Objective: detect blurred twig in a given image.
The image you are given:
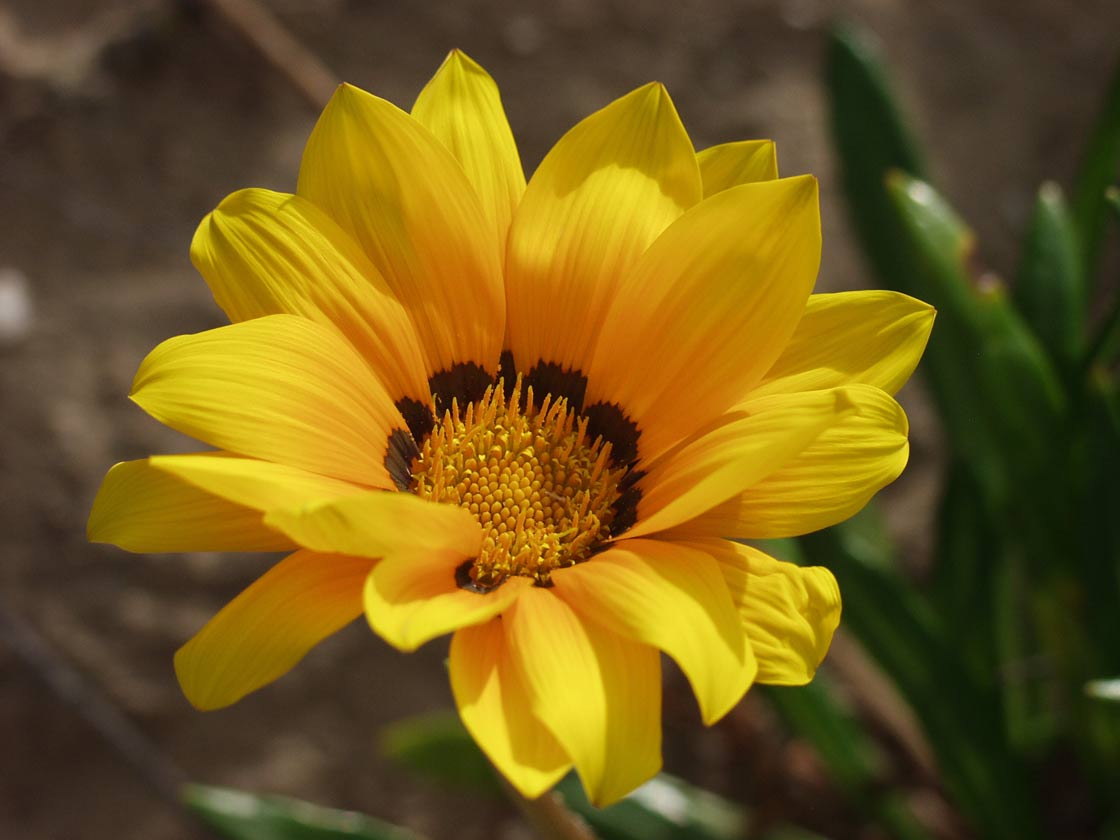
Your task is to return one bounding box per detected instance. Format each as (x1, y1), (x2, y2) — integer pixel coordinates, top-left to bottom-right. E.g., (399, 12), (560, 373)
(199, 0), (338, 110)
(828, 632), (939, 780)
(498, 774), (600, 840)
(0, 1), (169, 92)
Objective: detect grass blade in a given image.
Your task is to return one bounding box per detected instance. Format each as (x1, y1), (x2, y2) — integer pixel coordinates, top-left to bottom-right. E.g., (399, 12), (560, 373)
(799, 524), (1040, 840)
(1014, 182), (1086, 377)
(1072, 56), (1120, 277)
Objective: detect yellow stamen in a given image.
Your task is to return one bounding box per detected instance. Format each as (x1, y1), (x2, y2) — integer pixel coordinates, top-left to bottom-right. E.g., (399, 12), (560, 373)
(412, 376), (624, 588)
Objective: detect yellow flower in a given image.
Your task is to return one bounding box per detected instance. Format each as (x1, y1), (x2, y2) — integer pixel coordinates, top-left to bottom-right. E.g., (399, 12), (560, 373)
(88, 51), (933, 805)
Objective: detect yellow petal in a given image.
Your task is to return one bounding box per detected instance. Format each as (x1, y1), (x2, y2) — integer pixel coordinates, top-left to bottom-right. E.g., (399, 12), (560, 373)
(504, 82), (701, 380)
(87, 459), (294, 553)
(412, 50), (525, 259)
(506, 587), (661, 806)
(586, 175), (821, 463)
(175, 550), (373, 710)
(669, 386), (909, 539)
(450, 620), (571, 799)
(751, 291), (936, 399)
(266, 491), (480, 561)
(364, 550), (529, 652)
(696, 140), (778, 196)
(149, 451), (366, 508)
(298, 83), (504, 377)
(689, 539), (841, 685)
(130, 314), (407, 488)
(553, 538), (755, 725)
(190, 188), (429, 404)
(627, 387), (853, 539)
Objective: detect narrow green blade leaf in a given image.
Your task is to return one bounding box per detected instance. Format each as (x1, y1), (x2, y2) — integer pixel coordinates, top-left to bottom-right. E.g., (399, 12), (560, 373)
(556, 772), (746, 840)
(930, 463), (998, 680)
(380, 713), (787, 840)
(1086, 188), (1120, 367)
(1079, 371), (1120, 659)
(825, 24), (927, 299)
(1014, 182), (1085, 375)
(183, 785), (423, 840)
(886, 173), (1066, 509)
(799, 524), (1041, 840)
(379, 711), (502, 796)
(1072, 55), (1120, 277)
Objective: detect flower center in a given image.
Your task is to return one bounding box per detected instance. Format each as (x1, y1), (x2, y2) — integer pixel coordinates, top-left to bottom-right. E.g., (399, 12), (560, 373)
(411, 377), (625, 589)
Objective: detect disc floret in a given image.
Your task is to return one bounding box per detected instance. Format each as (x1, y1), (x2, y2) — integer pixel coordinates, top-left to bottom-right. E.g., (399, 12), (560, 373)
(411, 377), (624, 588)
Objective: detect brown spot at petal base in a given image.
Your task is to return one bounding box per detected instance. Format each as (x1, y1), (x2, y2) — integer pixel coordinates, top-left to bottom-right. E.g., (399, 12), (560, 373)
(583, 401), (640, 467)
(525, 361), (588, 413)
(429, 362), (493, 416)
(385, 428), (418, 491)
(610, 469), (643, 537)
(396, 396), (434, 442)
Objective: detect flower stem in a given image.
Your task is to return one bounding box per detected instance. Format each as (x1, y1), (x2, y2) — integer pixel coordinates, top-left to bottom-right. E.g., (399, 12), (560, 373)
(498, 776), (598, 840)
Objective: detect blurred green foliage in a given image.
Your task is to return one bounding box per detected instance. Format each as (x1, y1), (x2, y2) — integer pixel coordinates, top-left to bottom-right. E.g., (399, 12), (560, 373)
(184, 784), (422, 840)
(804, 22), (1120, 839)
(380, 711), (760, 840)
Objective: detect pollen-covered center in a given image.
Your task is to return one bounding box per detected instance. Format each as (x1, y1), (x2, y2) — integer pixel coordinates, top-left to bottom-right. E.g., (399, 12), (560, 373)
(411, 377), (625, 589)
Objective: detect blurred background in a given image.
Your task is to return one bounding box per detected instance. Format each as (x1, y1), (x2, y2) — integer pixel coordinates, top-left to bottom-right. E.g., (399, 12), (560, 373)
(2, 1), (1118, 838)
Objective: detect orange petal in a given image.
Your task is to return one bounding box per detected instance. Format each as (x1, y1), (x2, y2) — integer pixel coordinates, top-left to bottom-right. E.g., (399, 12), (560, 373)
(585, 175), (821, 463)
(298, 83), (504, 377)
(504, 82), (701, 379)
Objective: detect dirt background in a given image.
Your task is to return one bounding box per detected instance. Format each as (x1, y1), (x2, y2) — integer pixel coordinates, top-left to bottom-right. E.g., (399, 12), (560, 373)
(1, 1), (1117, 838)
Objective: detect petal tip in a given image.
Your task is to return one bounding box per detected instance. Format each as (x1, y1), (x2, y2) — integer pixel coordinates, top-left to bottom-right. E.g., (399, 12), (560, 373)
(587, 756), (664, 808)
(173, 647), (225, 712)
(444, 47), (481, 72)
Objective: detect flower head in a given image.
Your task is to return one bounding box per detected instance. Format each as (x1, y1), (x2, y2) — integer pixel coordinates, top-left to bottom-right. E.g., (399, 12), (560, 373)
(89, 51), (933, 805)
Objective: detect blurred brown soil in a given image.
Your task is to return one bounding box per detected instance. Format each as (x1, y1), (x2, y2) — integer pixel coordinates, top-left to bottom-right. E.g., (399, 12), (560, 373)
(1, 1), (1118, 838)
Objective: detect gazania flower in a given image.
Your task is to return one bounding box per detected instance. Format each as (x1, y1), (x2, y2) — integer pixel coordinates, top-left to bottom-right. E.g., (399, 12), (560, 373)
(89, 51), (933, 805)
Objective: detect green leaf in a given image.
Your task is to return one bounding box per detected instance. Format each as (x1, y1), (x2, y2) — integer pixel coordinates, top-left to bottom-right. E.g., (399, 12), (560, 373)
(826, 20), (1069, 516)
(1014, 182), (1085, 376)
(1072, 55), (1120, 277)
(183, 785), (423, 840)
(885, 173), (1066, 511)
(930, 463), (998, 680)
(556, 772), (747, 840)
(799, 523), (1041, 840)
(1078, 371), (1120, 659)
(1085, 189), (1120, 367)
(825, 24), (928, 299)
(379, 711), (502, 796)
(379, 712), (815, 840)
